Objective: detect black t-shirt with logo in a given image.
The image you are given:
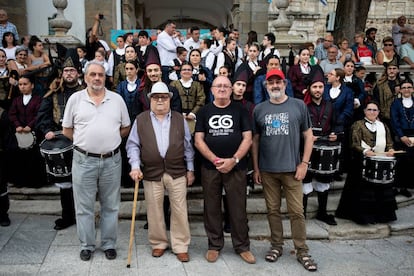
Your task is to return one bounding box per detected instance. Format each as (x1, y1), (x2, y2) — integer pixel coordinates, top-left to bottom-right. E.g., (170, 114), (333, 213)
(195, 101), (251, 170)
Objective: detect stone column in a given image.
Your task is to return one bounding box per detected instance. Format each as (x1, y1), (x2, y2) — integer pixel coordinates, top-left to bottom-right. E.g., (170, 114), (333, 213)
(41, 0), (82, 57)
(269, 0), (304, 57)
(49, 0), (72, 36)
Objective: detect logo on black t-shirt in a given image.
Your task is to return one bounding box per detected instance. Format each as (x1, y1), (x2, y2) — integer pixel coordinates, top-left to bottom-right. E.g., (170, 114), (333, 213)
(208, 115), (234, 136)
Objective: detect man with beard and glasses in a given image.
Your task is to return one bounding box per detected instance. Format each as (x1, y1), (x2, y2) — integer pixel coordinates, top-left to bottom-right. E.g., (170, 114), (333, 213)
(37, 50), (86, 230)
(252, 69), (317, 271)
(62, 62), (130, 262)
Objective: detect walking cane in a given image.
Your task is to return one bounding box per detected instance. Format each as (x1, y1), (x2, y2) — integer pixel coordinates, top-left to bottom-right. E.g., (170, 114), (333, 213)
(127, 178), (141, 268)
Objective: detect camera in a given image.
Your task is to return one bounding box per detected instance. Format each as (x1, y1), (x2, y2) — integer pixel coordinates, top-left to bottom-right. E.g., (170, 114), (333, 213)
(99, 14), (104, 20)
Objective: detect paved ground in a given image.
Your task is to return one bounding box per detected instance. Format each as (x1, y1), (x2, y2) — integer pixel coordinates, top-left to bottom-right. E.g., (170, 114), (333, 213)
(1, 212), (414, 276)
(2, 185), (414, 275)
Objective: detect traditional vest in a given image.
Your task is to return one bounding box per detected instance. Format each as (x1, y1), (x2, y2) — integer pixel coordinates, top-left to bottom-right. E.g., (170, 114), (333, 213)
(52, 83), (85, 125)
(136, 111), (186, 181)
(308, 100), (334, 136)
(376, 79), (400, 120)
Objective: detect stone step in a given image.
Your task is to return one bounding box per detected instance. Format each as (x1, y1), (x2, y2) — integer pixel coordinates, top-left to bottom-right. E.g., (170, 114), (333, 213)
(8, 178), (347, 200)
(8, 179), (414, 240)
(8, 196), (414, 240)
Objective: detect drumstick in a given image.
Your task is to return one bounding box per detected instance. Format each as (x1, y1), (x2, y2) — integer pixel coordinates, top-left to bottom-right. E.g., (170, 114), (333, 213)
(375, 150), (406, 154)
(127, 177), (142, 268)
(7, 77), (15, 100)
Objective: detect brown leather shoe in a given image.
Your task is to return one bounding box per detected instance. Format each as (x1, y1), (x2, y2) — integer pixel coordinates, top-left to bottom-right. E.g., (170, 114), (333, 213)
(240, 251), (256, 264)
(205, 250), (219, 262)
(152, 248), (166, 257)
(176, 252), (190, 262)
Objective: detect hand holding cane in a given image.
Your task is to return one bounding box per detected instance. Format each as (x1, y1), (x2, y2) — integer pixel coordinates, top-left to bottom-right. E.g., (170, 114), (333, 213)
(127, 174), (143, 268)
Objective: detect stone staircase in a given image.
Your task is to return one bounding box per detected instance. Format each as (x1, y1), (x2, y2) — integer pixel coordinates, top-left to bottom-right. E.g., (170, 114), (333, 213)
(7, 178), (414, 240)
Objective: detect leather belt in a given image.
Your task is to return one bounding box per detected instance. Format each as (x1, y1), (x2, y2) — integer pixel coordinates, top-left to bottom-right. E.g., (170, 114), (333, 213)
(74, 146), (120, 159)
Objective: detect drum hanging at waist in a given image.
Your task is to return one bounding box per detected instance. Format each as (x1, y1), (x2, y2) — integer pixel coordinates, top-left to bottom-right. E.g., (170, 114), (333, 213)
(362, 155), (396, 184)
(40, 134), (73, 177)
(308, 142), (341, 174)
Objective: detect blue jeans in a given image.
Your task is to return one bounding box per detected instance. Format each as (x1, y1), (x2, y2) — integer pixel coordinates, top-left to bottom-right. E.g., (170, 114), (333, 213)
(72, 150), (122, 251)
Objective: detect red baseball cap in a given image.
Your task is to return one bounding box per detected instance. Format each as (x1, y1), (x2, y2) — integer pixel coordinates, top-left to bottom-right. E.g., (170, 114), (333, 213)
(266, 69), (285, 80)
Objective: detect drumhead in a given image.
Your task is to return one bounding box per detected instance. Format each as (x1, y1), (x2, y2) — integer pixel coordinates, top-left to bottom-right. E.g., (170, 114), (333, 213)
(313, 142), (341, 150)
(366, 155), (395, 161)
(40, 135), (73, 153)
(15, 132), (36, 149)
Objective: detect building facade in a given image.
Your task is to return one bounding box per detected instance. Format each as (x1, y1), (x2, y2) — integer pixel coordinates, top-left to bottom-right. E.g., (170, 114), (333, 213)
(1, 0), (413, 47)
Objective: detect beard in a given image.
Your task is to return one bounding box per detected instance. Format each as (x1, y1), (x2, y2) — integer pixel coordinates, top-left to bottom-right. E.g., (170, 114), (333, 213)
(268, 89), (283, 99)
(63, 77), (78, 87)
(90, 83), (105, 91)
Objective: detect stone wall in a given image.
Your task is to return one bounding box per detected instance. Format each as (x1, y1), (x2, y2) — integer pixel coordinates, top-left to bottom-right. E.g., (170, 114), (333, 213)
(4, 0), (414, 48)
(0, 0), (27, 38)
(84, 0), (114, 43)
(236, 0), (269, 44)
(268, 0), (414, 46)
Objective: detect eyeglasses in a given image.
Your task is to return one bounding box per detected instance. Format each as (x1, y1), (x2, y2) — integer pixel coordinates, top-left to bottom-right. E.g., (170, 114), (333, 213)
(63, 69), (77, 74)
(384, 43), (393, 46)
(366, 108), (379, 112)
(151, 95), (170, 101)
(212, 84), (232, 89)
(401, 86), (413, 90)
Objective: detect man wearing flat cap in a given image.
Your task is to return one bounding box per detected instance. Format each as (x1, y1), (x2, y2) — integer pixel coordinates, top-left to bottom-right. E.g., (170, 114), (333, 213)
(126, 81), (195, 263)
(36, 49), (86, 231)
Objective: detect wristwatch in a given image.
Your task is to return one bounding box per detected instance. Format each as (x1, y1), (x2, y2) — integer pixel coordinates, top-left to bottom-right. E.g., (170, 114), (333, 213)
(233, 156), (239, 164)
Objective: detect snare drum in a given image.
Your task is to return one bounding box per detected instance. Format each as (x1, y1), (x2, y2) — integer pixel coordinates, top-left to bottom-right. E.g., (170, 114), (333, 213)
(40, 134), (73, 177)
(308, 142), (341, 174)
(362, 155), (396, 184)
(15, 132), (36, 149)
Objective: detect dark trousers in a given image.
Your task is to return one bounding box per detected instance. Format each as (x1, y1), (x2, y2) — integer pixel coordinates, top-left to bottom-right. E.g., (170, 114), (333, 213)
(0, 151), (9, 216)
(201, 166), (250, 254)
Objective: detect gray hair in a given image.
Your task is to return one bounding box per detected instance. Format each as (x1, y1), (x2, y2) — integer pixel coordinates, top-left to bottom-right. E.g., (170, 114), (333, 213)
(84, 61), (105, 75)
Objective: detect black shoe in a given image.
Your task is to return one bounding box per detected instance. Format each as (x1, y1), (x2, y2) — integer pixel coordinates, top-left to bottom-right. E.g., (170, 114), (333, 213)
(316, 213), (337, 226)
(80, 249), (92, 261)
(399, 189), (412, 198)
(0, 214), (10, 227)
(144, 222), (148, 229)
(104, 249), (117, 260)
(54, 218), (75, 230)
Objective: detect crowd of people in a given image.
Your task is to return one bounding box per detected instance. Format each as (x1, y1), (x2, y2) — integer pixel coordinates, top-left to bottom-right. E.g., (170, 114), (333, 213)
(0, 8), (413, 272)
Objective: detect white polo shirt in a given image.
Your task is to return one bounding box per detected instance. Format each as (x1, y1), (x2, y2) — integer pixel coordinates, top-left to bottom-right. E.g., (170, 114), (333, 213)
(62, 89), (130, 153)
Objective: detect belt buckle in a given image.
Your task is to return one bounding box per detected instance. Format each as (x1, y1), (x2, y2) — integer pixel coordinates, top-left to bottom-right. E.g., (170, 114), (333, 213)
(100, 153), (105, 159)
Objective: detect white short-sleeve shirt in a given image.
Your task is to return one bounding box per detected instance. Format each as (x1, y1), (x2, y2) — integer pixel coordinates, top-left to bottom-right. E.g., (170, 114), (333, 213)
(62, 88), (130, 153)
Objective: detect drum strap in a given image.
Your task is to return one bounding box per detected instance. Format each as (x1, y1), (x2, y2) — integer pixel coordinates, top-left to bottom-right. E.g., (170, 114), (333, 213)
(361, 120), (386, 153)
(374, 121), (386, 153)
(308, 100), (333, 135)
